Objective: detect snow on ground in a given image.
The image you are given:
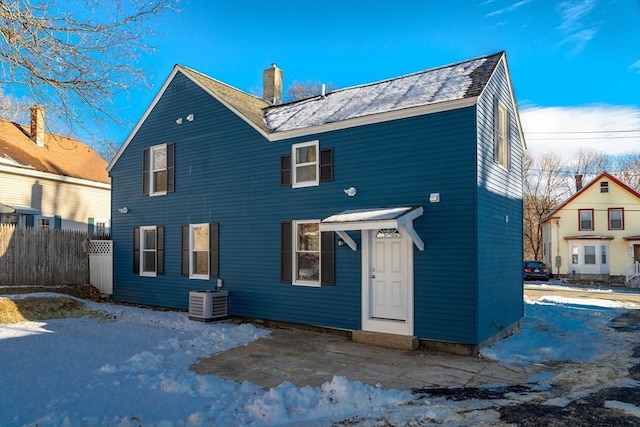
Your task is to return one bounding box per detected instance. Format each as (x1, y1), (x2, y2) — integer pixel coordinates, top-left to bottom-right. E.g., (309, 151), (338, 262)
(1, 285), (639, 426)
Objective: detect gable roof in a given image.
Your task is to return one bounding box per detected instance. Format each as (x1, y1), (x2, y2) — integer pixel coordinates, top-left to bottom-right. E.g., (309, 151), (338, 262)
(109, 51), (512, 170)
(0, 119), (110, 184)
(541, 172), (640, 223)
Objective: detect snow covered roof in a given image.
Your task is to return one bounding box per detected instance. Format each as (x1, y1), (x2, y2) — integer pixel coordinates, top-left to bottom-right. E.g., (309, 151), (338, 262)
(265, 52), (503, 132)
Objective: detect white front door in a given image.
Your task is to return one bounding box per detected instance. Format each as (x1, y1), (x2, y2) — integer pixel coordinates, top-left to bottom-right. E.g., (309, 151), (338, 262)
(371, 229), (407, 321)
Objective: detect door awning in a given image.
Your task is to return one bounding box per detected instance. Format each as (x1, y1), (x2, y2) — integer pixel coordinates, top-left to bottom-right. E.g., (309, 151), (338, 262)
(320, 206), (424, 251)
(0, 203), (40, 215)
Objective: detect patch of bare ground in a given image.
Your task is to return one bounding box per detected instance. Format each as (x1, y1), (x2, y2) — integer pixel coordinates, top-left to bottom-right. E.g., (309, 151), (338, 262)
(0, 285), (107, 324)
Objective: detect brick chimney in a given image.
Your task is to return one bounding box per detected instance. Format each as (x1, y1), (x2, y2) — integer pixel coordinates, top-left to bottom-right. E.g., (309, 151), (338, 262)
(575, 174), (583, 192)
(263, 63), (283, 105)
(30, 105), (45, 147)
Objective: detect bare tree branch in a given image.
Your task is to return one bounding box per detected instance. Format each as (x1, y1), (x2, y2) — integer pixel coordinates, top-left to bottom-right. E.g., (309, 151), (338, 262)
(0, 0), (178, 151)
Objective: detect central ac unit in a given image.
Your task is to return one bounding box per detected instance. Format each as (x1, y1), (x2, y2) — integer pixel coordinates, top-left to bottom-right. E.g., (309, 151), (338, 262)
(189, 290), (229, 322)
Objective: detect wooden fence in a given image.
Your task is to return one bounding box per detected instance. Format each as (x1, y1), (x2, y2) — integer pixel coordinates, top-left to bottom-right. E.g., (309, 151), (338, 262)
(0, 224), (89, 286)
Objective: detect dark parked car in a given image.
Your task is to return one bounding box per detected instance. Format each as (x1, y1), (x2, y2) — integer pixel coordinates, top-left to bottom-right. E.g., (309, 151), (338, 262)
(523, 260), (551, 281)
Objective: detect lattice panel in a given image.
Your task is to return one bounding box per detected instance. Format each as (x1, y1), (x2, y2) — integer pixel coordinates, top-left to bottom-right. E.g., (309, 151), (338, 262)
(89, 240), (113, 255)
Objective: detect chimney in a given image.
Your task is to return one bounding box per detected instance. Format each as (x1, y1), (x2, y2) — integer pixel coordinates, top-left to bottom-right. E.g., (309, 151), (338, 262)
(30, 105), (45, 147)
(263, 63), (283, 105)
(575, 174), (583, 192)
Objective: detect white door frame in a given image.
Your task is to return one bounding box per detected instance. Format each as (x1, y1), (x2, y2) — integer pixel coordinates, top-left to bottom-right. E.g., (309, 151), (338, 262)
(361, 228), (414, 336)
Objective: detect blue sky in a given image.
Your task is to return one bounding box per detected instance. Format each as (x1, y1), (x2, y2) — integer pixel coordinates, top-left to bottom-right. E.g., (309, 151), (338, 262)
(33, 0), (640, 159)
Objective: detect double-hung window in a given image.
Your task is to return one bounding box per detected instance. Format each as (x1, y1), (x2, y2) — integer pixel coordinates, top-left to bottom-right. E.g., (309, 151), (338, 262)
(584, 245), (596, 265)
(493, 98), (510, 170)
(191, 224), (209, 279)
(134, 225), (164, 277)
(181, 223), (219, 279)
(292, 141), (319, 188)
(143, 143), (175, 196)
(294, 221), (321, 285)
(608, 208), (624, 230)
(578, 209), (593, 231)
(280, 221), (334, 286)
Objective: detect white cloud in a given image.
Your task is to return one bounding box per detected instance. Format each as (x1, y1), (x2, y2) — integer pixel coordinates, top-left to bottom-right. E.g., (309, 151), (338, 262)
(519, 105), (640, 161)
(557, 0), (595, 32)
(485, 0), (532, 17)
(556, 0), (597, 55)
(630, 59), (640, 73)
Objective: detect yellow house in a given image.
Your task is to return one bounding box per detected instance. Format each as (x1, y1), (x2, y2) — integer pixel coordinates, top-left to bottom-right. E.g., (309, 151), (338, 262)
(0, 106), (111, 234)
(542, 172), (640, 285)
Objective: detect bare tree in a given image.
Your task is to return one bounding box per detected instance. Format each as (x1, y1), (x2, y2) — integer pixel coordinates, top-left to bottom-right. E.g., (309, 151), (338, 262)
(523, 153), (570, 260)
(614, 152), (640, 191)
(285, 80), (339, 102)
(0, 0), (178, 148)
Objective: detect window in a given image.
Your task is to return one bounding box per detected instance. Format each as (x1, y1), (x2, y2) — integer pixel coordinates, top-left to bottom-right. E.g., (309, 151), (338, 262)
(292, 141), (319, 188)
(295, 221), (320, 284)
(579, 209), (593, 231)
(89, 217), (110, 237)
(571, 246), (579, 264)
(281, 145), (333, 187)
(280, 221), (334, 286)
(601, 245), (607, 264)
(600, 182), (609, 193)
(494, 99), (510, 169)
(181, 223), (219, 278)
(608, 208), (624, 230)
(584, 245), (596, 264)
(37, 217), (50, 229)
(133, 226), (164, 276)
(143, 143), (175, 196)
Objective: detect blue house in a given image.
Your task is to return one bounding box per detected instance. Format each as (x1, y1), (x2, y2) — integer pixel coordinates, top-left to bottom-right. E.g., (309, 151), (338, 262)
(107, 52), (525, 354)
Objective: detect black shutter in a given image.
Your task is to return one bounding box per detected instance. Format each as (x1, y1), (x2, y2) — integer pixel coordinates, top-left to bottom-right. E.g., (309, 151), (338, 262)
(167, 143), (175, 193)
(181, 224), (189, 276)
(133, 227), (140, 274)
(280, 154), (291, 186)
(320, 148), (333, 182)
(142, 148), (150, 195)
(157, 226), (164, 275)
(321, 231), (335, 285)
(210, 222), (219, 277)
(281, 221), (292, 283)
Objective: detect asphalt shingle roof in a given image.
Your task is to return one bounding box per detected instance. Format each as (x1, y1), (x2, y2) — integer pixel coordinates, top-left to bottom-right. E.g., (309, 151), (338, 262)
(0, 119), (109, 184)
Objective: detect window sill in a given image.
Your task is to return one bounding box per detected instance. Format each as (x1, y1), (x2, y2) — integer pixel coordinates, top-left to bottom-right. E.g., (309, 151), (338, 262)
(189, 274), (210, 280)
(292, 281), (321, 288)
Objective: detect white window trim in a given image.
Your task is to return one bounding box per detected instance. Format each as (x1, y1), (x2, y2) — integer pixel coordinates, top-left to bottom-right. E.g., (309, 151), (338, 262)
(496, 102), (509, 170)
(150, 143), (168, 196)
(140, 225), (157, 277)
(292, 220), (321, 287)
(189, 223), (210, 280)
(291, 141), (319, 188)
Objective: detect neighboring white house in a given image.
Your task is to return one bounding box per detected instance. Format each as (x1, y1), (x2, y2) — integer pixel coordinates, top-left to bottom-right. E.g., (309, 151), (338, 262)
(0, 106), (111, 235)
(541, 172), (640, 285)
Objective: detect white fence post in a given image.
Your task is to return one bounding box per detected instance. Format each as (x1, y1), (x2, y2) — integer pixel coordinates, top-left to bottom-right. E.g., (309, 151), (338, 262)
(89, 240), (113, 295)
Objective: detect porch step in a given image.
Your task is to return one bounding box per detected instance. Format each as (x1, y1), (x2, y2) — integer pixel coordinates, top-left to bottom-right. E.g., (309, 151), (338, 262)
(352, 330), (419, 351)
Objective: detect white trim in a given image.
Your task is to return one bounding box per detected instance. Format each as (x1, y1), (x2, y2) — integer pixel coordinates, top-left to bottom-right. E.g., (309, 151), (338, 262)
(291, 141), (320, 188)
(267, 98), (477, 142)
(292, 220), (322, 287)
(335, 230), (357, 251)
(140, 225), (158, 277)
(320, 206), (424, 250)
(0, 164), (111, 190)
(361, 229), (414, 336)
(189, 223), (210, 280)
(149, 143), (168, 196)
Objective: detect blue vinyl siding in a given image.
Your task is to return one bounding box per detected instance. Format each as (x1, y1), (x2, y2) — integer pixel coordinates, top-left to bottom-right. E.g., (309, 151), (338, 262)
(475, 60), (524, 343)
(110, 64), (523, 345)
